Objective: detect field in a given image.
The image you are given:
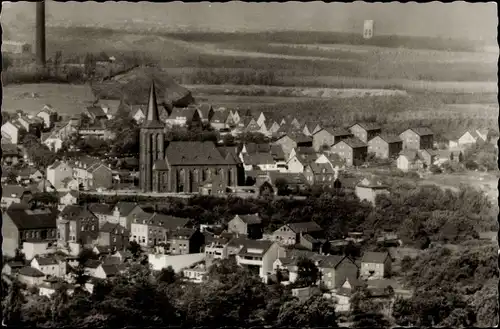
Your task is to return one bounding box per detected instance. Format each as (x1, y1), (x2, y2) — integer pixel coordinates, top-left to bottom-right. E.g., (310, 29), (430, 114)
(7, 26), (494, 94)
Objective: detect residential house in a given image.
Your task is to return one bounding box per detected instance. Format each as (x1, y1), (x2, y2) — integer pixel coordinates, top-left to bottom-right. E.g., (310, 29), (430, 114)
(266, 171), (309, 194)
(30, 256), (67, 278)
(165, 107), (199, 127)
(418, 149), (440, 167)
(78, 120), (115, 140)
(227, 214), (263, 240)
(93, 263), (127, 279)
(129, 105), (146, 124)
(196, 104), (215, 124)
(330, 138), (368, 167)
(36, 105), (59, 129)
(317, 255), (359, 291)
(303, 162), (336, 187)
(230, 110), (241, 125)
(2, 208), (58, 258)
(47, 161), (73, 190)
(268, 121), (281, 135)
(84, 105), (108, 123)
(17, 114), (44, 137)
(272, 221), (324, 246)
(198, 172), (229, 196)
(235, 239), (286, 282)
(87, 203), (115, 227)
(399, 127), (434, 150)
(449, 130), (489, 149)
(49, 118), (79, 141)
(130, 212), (190, 248)
(17, 266), (45, 286)
(93, 245), (112, 258)
(290, 118), (301, 129)
(111, 250), (133, 263)
(99, 222), (130, 252)
(273, 133), (313, 160)
(183, 262), (208, 283)
(360, 251), (392, 279)
(59, 190), (79, 209)
(1, 185), (33, 208)
(312, 128), (353, 152)
(2, 261), (25, 276)
(210, 110), (230, 131)
(16, 167), (44, 184)
(72, 157), (113, 190)
(303, 123), (322, 137)
(349, 123), (382, 143)
(244, 117), (262, 134)
(57, 205), (100, 248)
(167, 228), (205, 255)
(204, 236), (235, 260)
(256, 112), (267, 127)
(270, 145), (288, 172)
(355, 179), (390, 204)
(368, 135), (403, 159)
(315, 153), (346, 170)
(1, 120), (27, 144)
(241, 152), (277, 172)
(287, 146), (317, 173)
(2, 143), (22, 166)
(41, 131), (63, 152)
(109, 202), (146, 231)
(396, 150), (424, 172)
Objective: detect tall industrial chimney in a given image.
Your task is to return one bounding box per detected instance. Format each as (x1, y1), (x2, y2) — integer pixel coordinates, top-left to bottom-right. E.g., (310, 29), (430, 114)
(35, 1), (46, 66)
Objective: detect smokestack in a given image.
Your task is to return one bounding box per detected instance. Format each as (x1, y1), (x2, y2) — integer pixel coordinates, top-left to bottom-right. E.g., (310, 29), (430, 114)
(36, 1), (46, 66)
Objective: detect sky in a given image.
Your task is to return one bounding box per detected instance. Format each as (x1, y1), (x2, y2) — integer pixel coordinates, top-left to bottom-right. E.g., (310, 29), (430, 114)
(2, 1), (497, 42)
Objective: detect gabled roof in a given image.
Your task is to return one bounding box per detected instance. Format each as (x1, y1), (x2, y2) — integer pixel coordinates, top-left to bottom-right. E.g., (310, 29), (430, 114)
(133, 212), (190, 230)
(60, 205), (98, 222)
(243, 153), (275, 166)
(94, 245), (112, 254)
(316, 255), (349, 269)
(404, 127), (434, 136)
(84, 259), (102, 269)
(168, 107), (196, 120)
(236, 239), (274, 256)
(324, 127), (352, 137)
(18, 266), (44, 277)
(1, 143), (20, 155)
(211, 109), (228, 123)
(217, 146), (241, 165)
(372, 134), (402, 144)
(100, 222), (129, 236)
(197, 103), (213, 120)
(267, 172), (308, 185)
(361, 251), (390, 264)
(244, 143), (271, 154)
(5, 208), (57, 230)
(286, 221), (322, 234)
(169, 228), (197, 239)
(2, 185), (31, 199)
(114, 202), (140, 216)
(236, 214), (262, 225)
(270, 145), (286, 161)
(350, 122), (381, 131)
(34, 256), (59, 266)
(88, 203), (114, 215)
(165, 141), (232, 166)
(307, 162), (335, 174)
(99, 264), (123, 277)
(86, 106), (107, 118)
(336, 137), (367, 149)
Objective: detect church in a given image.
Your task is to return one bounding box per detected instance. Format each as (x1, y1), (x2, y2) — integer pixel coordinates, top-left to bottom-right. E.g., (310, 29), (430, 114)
(140, 82), (240, 193)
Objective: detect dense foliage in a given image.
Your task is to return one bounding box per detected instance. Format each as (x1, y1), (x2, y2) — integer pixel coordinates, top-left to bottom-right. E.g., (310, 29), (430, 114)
(394, 244), (498, 328)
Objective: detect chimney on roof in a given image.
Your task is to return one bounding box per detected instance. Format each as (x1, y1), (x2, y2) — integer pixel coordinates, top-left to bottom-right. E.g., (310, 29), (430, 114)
(35, 1), (46, 66)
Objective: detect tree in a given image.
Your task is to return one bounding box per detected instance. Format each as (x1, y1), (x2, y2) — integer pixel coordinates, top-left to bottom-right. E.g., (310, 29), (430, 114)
(156, 266), (177, 284)
(277, 295), (338, 328)
(294, 257), (320, 288)
(2, 279), (25, 326)
(274, 178), (289, 196)
(53, 50), (62, 75)
(350, 287), (390, 329)
(458, 151), (464, 163)
(127, 240), (142, 260)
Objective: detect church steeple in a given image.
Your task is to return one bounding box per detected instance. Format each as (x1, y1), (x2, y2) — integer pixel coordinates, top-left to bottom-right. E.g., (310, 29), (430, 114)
(142, 81), (164, 128)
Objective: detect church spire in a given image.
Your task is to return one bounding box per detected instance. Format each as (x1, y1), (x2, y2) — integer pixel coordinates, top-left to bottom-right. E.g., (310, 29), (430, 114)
(142, 80), (164, 128)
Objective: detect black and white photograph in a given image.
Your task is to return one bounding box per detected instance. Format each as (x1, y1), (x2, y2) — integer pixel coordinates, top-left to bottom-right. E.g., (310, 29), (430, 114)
(1, 1), (498, 328)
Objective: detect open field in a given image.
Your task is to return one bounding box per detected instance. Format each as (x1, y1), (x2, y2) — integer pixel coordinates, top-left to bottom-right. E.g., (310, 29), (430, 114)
(6, 26), (493, 93)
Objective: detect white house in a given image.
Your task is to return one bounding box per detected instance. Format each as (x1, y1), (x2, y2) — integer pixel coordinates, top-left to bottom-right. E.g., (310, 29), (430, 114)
(47, 161), (74, 190)
(235, 240), (285, 283)
(42, 132), (63, 152)
(36, 105), (58, 129)
(182, 262), (208, 283)
(256, 112), (267, 127)
(132, 106), (146, 124)
(59, 191), (79, 207)
(148, 253), (206, 272)
(30, 256), (67, 278)
(286, 155), (305, 173)
(1, 120), (26, 144)
(396, 150), (424, 172)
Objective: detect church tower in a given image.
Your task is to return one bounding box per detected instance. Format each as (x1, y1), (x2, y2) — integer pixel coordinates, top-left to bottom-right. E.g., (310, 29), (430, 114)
(140, 81), (165, 192)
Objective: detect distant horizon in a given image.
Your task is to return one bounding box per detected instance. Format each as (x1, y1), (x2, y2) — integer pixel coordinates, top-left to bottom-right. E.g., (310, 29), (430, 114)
(2, 1), (497, 45)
